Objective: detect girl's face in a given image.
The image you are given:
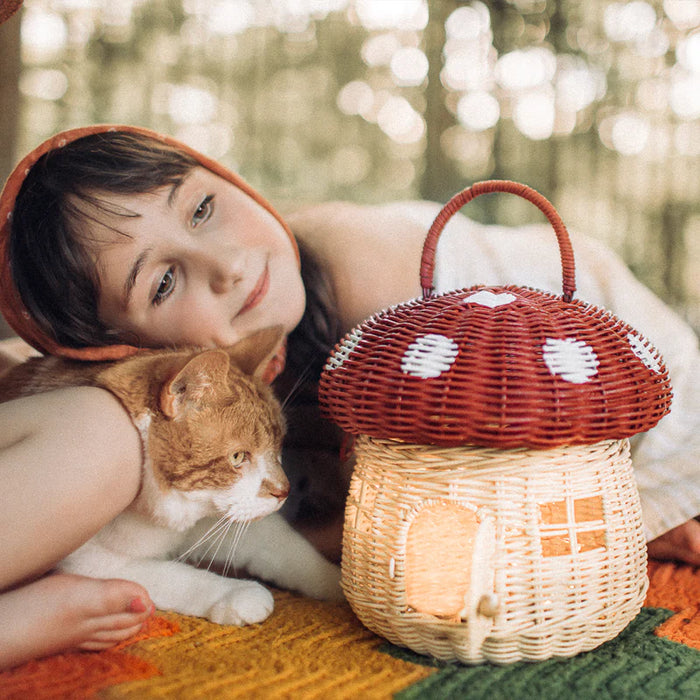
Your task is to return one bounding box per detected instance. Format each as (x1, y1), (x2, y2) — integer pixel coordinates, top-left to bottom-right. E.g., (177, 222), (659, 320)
(88, 167), (305, 349)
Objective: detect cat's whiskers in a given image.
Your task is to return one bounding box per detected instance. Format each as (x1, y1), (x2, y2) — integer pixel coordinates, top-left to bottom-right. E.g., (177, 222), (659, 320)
(280, 362), (313, 410)
(204, 516), (244, 573)
(176, 514), (230, 565)
(221, 520), (251, 578)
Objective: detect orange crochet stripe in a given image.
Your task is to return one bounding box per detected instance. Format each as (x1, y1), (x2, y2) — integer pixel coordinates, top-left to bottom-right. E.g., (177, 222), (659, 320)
(647, 560), (700, 650)
(0, 615), (178, 700)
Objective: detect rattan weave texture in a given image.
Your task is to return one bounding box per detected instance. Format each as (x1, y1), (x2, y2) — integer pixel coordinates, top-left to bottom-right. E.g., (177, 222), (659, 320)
(319, 181), (669, 666)
(342, 436), (648, 664)
(0, 0), (22, 24)
(320, 181), (672, 449)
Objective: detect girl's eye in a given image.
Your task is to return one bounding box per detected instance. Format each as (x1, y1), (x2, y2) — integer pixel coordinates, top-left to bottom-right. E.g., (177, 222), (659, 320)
(152, 268), (176, 306)
(230, 451), (249, 468)
(192, 194), (214, 227)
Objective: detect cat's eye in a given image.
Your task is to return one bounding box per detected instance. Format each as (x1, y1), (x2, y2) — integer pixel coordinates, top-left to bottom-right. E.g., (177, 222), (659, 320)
(230, 451), (248, 468)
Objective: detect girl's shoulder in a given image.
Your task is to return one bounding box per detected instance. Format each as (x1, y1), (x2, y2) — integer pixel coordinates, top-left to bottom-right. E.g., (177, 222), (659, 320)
(287, 202), (429, 329)
(287, 199), (426, 244)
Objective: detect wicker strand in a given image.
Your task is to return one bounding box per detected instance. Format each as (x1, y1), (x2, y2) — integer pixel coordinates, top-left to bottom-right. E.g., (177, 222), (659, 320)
(420, 180), (577, 303)
(342, 435), (648, 664)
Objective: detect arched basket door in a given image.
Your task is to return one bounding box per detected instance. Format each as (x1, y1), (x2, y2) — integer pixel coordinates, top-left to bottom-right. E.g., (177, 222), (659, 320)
(404, 501), (497, 655)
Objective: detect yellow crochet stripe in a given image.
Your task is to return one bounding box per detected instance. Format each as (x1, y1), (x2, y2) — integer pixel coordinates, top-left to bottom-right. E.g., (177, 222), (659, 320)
(101, 592), (434, 700)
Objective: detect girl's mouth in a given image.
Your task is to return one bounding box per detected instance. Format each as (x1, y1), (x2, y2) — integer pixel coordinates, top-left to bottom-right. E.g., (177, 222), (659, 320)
(239, 262), (269, 315)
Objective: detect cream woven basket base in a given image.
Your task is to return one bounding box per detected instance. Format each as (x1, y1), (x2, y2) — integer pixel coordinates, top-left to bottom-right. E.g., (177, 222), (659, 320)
(342, 436), (648, 665)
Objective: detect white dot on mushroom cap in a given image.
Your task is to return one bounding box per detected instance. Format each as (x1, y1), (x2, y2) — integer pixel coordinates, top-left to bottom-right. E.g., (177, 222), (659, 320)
(401, 333), (459, 379)
(325, 329), (363, 371)
(627, 332), (661, 373)
(463, 290), (517, 308)
(542, 337), (599, 384)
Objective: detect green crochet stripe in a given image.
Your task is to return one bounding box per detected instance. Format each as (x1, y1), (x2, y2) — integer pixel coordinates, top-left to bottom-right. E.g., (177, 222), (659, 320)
(386, 607), (700, 700)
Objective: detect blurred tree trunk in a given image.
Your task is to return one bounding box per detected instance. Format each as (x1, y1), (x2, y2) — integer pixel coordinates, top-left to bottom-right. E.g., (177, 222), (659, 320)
(660, 201), (688, 309)
(0, 8), (21, 339)
(420, 0), (458, 203)
(0, 7), (21, 185)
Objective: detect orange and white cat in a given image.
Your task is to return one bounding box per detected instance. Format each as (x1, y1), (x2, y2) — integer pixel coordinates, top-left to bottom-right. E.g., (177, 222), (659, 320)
(0, 327), (342, 625)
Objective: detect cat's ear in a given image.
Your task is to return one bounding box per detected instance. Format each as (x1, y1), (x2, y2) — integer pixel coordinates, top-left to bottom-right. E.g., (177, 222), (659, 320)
(160, 349), (231, 419)
(225, 325), (285, 379)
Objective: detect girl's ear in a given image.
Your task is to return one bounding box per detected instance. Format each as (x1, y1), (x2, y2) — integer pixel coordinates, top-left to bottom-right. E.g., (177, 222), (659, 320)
(159, 349), (231, 419)
(225, 325), (285, 379)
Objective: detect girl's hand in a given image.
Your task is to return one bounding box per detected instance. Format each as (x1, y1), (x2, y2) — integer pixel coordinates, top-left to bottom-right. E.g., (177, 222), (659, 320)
(647, 518), (700, 567)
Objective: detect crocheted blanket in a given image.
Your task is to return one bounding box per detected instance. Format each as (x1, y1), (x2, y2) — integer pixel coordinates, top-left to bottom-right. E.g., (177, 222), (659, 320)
(1, 560), (698, 699)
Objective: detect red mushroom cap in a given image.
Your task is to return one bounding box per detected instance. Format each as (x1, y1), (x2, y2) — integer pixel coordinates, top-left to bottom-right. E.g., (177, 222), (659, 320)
(319, 181), (672, 449)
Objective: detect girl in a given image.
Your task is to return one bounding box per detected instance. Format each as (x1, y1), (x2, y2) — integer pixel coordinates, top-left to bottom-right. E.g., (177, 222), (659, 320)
(1, 125), (698, 669)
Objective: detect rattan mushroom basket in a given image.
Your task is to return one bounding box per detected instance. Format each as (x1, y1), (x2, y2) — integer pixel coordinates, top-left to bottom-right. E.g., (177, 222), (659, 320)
(319, 180), (673, 665)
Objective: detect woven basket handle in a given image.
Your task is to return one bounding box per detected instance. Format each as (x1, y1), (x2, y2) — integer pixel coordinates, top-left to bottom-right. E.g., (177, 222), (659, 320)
(420, 180), (577, 303)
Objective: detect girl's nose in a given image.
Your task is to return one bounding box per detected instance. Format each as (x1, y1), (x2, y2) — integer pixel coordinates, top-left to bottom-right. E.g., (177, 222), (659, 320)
(199, 250), (244, 294)
(209, 268), (241, 294)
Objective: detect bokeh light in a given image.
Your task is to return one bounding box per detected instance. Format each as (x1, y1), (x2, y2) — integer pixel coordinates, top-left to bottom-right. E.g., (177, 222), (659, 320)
(513, 89), (556, 141)
(202, 1), (255, 35)
(376, 96), (425, 143)
(354, 0), (428, 31)
(175, 123), (233, 159)
(676, 30), (700, 73)
(555, 56), (605, 112)
(496, 48), (556, 91)
(19, 69), (69, 101)
(331, 145), (372, 185)
(445, 3), (490, 41)
(21, 9), (68, 62)
(361, 34), (401, 67)
(662, 0), (700, 29)
(669, 71), (700, 119)
(603, 1), (658, 43)
(599, 111), (651, 155)
(636, 77), (668, 112)
(337, 80), (375, 118)
(456, 91), (500, 131)
(152, 83), (219, 125)
(390, 47), (429, 86)
(442, 45), (494, 91)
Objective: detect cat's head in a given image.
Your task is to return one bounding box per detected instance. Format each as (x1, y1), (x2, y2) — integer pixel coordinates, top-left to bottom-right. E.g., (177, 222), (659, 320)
(112, 327), (290, 530)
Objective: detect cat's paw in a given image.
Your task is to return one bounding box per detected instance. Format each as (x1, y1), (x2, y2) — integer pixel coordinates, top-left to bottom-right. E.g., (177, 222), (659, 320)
(207, 581), (274, 626)
(305, 562), (345, 602)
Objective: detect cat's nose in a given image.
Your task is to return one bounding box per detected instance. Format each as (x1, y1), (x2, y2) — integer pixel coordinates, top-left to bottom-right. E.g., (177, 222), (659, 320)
(261, 478), (290, 501)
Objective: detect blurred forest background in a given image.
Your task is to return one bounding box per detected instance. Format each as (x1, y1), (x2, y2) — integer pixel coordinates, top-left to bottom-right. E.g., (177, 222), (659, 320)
(0, 0), (698, 336)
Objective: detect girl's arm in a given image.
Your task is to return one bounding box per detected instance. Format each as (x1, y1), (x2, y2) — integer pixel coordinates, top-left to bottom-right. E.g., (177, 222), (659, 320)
(0, 386), (142, 589)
